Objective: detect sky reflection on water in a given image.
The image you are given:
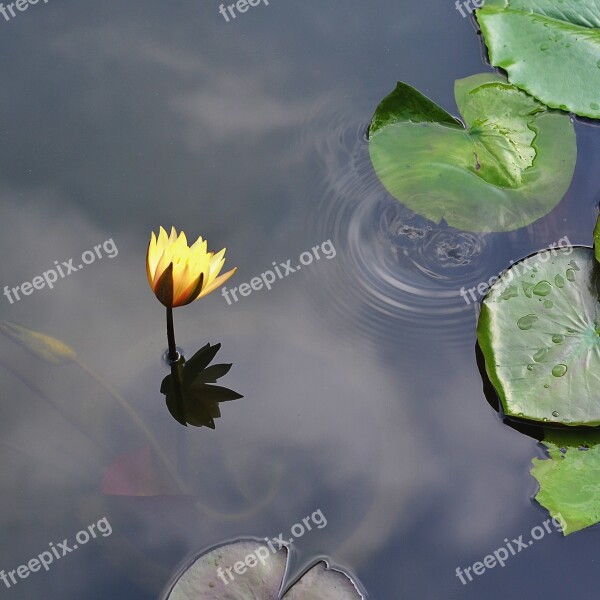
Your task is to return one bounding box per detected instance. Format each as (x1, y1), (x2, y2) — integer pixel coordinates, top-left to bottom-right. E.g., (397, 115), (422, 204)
(0, 0), (599, 598)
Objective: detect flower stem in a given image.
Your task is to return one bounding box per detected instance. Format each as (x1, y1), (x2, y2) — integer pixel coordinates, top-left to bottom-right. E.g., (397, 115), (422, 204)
(166, 307), (178, 362)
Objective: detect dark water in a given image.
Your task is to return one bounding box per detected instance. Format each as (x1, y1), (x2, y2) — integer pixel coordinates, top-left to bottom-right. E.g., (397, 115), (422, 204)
(0, 1), (599, 598)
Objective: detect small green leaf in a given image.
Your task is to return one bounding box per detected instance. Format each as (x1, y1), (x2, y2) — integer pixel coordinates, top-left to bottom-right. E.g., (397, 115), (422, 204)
(532, 430), (600, 535)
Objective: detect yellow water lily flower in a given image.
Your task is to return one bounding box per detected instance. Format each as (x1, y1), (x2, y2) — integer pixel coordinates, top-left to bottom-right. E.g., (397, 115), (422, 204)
(147, 226), (236, 307)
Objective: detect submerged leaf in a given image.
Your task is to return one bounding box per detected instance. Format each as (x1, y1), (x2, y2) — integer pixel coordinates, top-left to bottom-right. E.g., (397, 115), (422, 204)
(368, 73), (576, 232)
(477, 0), (600, 118)
(103, 446), (165, 497)
(0, 321), (76, 366)
(477, 246), (600, 426)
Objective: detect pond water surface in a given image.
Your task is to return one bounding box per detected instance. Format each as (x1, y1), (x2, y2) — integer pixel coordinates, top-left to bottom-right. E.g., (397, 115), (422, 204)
(0, 0), (599, 598)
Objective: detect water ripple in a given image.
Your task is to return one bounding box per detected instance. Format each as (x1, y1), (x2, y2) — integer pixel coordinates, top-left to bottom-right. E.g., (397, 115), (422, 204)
(309, 115), (524, 348)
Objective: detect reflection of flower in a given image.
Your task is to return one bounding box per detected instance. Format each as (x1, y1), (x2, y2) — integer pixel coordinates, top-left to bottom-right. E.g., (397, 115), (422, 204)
(147, 226), (236, 308)
(161, 343), (243, 428)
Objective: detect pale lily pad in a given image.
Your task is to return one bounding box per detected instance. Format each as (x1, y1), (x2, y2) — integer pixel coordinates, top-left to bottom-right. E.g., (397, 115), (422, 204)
(477, 0), (600, 119)
(163, 540), (363, 600)
(477, 246), (600, 425)
(368, 73), (576, 232)
(282, 562), (362, 600)
(532, 430), (600, 534)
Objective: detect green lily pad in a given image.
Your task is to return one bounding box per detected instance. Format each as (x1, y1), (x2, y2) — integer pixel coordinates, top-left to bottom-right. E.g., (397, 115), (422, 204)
(531, 429), (600, 534)
(368, 73), (576, 232)
(163, 540), (362, 600)
(477, 0), (600, 119)
(477, 246), (600, 425)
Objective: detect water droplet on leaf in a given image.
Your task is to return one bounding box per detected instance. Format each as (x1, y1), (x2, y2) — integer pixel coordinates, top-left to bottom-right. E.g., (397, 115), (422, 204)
(552, 364), (567, 377)
(499, 285), (519, 301)
(517, 314), (538, 330)
(522, 281), (535, 298)
(533, 281), (552, 296)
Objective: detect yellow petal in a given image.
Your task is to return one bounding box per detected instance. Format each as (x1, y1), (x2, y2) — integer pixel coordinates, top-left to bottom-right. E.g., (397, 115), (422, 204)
(157, 227), (169, 253)
(190, 236), (208, 259)
(172, 264), (199, 306)
(147, 231), (161, 284)
(198, 267), (237, 298)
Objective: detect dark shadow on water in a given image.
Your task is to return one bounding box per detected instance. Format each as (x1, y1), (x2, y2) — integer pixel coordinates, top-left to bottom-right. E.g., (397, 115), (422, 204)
(160, 342), (243, 428)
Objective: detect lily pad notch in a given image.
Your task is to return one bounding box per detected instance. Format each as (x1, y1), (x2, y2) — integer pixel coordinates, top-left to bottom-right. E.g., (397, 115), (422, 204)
(368, 73), (576, 232)
(163, 539), (365, 600)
